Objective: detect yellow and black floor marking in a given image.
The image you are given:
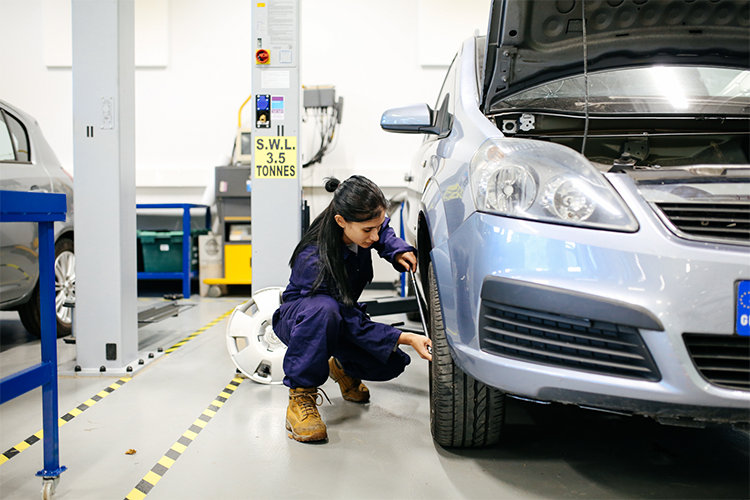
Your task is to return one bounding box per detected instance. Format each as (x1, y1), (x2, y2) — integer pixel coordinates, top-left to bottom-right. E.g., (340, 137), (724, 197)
(164, 309), (234, 354)
(0, 377), (131, 465)
(1, 308), (233, 465)
(124, 376), (243, 500)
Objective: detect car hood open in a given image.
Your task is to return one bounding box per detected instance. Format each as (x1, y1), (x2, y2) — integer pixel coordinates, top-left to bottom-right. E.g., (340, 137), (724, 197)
(482, 0), (750, 113)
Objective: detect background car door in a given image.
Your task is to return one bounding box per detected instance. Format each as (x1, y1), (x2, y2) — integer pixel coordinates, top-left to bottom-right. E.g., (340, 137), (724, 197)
(0, 107), (51, 305)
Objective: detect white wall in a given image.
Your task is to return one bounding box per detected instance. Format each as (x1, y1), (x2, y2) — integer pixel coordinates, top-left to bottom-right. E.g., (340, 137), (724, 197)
(0, 0), (489, 190)
(0, 0), (490, 280)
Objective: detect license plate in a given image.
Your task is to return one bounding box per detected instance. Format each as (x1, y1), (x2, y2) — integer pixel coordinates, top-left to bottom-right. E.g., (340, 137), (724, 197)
(737, 281), (750, 336)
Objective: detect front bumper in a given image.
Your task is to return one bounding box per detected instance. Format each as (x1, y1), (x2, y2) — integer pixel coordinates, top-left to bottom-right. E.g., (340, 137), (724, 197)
(432, 175), (750, 422)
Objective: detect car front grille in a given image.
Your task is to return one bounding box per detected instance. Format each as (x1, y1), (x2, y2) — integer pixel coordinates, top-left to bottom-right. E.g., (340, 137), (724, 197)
(655, 202), (750, 244)
(683, 333), (750, 391)
(479, 300), (661, 381)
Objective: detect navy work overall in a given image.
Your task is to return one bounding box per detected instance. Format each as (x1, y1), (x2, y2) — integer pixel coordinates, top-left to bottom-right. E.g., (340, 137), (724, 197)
(272, 218), (416, 389)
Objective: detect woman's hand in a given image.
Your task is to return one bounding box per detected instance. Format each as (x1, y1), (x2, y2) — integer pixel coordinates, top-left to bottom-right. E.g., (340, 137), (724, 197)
(398, 332), (432, 361)
(395, 251), (417, 272)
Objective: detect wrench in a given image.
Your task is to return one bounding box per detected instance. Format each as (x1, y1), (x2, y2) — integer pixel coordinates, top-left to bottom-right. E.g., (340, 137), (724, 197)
(408, 269), (432, 354)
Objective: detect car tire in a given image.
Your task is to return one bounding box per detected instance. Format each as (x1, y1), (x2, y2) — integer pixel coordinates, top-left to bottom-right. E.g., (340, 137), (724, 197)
(18, 237), (74, 338)
(428, 262), (505, 447)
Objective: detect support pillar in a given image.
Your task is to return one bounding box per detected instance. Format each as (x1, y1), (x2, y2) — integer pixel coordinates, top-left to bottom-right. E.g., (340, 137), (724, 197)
(72, 0), (138, 373)
(251, 0), (302, 290)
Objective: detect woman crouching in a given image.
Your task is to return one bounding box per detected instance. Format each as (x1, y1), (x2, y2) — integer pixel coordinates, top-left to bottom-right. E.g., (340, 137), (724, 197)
(272, 175), (432, 443)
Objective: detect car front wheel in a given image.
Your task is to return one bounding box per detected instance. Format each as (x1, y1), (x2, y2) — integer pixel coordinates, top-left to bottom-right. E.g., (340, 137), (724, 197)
(18, 237), (74, 338)
(428, 262), (505, 447)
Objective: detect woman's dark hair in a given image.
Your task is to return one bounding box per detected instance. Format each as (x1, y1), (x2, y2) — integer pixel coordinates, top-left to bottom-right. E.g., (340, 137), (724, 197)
(290, 175), (388, 306)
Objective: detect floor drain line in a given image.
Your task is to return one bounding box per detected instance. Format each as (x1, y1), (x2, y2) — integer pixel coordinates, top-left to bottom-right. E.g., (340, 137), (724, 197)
(0, 377), (131, 465)
(163, 309), (234, 354)
(124, 376), (243, 500)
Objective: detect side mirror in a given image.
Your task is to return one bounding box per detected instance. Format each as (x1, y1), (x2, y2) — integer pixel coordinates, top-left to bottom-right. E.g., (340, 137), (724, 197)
(380, 103), (438, 135)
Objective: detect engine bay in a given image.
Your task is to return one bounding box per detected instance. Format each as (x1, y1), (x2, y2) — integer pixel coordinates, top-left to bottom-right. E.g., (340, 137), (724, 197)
(492, 112), (750, 173)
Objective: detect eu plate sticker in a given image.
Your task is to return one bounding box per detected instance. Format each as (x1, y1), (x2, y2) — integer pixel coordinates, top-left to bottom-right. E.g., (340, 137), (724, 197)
(737, 281), (750, 336)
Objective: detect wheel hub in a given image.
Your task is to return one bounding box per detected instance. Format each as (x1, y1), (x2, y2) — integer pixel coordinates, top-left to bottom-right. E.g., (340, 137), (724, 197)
(54, 250), (75, 324)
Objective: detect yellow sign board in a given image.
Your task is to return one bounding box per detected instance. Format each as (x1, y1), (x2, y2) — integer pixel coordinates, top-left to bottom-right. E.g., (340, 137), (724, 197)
(254, 136), (297, 179)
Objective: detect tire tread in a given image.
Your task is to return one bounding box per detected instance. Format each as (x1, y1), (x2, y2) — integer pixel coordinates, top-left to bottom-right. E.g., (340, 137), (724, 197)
(428, 262), (505, 448)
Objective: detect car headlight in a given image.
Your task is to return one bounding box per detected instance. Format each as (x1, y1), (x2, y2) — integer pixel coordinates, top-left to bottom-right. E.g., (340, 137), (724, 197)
(470, 138), (639, 232)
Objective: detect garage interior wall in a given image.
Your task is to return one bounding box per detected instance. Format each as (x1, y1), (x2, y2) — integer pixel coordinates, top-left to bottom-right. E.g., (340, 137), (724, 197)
(0, 0), (489, 280)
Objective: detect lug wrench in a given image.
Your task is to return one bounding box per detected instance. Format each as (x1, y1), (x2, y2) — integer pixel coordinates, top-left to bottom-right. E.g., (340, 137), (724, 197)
(408, 269), (432, 355)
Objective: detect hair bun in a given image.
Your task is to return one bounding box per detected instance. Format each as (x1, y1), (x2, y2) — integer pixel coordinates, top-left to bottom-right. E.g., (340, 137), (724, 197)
(324, 177), (340, 193)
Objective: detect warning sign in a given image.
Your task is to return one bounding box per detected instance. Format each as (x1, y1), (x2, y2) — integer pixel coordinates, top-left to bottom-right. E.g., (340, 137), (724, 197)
(254, 136), (297, 179)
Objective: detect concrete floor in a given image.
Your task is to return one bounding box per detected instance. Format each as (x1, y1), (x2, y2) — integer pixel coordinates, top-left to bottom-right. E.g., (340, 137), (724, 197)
(0, 290), (748, 500)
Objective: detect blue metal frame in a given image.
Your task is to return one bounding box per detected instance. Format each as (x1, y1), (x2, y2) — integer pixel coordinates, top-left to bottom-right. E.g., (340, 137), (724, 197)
(136, 204), (211, 298)
(0, 190), (68, 479)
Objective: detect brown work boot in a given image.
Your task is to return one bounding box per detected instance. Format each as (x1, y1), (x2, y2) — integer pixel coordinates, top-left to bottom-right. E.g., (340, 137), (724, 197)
(286, 388), (328, 442)
(329, 357), (370, 403)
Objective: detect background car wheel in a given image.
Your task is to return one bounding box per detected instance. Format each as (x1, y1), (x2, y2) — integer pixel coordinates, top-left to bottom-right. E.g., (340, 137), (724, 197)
(18, 237), (74, 338)
(428, 262), (505, 447)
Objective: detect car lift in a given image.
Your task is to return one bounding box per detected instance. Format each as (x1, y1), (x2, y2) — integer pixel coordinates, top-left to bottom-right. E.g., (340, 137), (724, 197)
(63, 295), (196, 347)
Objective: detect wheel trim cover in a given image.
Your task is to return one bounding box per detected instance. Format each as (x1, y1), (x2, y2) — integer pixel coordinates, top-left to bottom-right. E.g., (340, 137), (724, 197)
(225, 287), (287, 384)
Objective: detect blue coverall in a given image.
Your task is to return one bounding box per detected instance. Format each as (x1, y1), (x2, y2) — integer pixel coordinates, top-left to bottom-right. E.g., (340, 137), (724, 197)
(272, 218), (416, 389)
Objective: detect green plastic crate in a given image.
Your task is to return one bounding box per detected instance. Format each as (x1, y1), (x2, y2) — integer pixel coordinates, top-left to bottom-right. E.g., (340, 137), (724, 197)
(138, 229), (208, 273)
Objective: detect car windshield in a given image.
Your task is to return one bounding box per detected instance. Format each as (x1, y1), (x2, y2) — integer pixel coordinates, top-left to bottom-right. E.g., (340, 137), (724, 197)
(492, 66), (750, 115)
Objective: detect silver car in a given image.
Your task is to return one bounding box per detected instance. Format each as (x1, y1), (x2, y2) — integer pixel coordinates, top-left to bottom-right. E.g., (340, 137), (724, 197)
(0, 99), (75, 337)
(382, 0), (749, 447)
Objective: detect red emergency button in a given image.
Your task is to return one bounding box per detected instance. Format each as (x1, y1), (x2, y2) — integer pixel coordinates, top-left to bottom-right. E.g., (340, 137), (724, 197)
(255, 49), (270, 65)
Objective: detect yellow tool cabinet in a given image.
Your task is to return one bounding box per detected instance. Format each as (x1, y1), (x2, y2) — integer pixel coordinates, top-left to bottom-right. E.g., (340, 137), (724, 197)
(224, 244), (252, 282)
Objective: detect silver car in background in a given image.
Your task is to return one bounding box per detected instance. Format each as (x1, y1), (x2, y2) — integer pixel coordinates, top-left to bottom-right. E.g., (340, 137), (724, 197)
(382, 0), (749, 447)
(0, 99), (75, 337)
